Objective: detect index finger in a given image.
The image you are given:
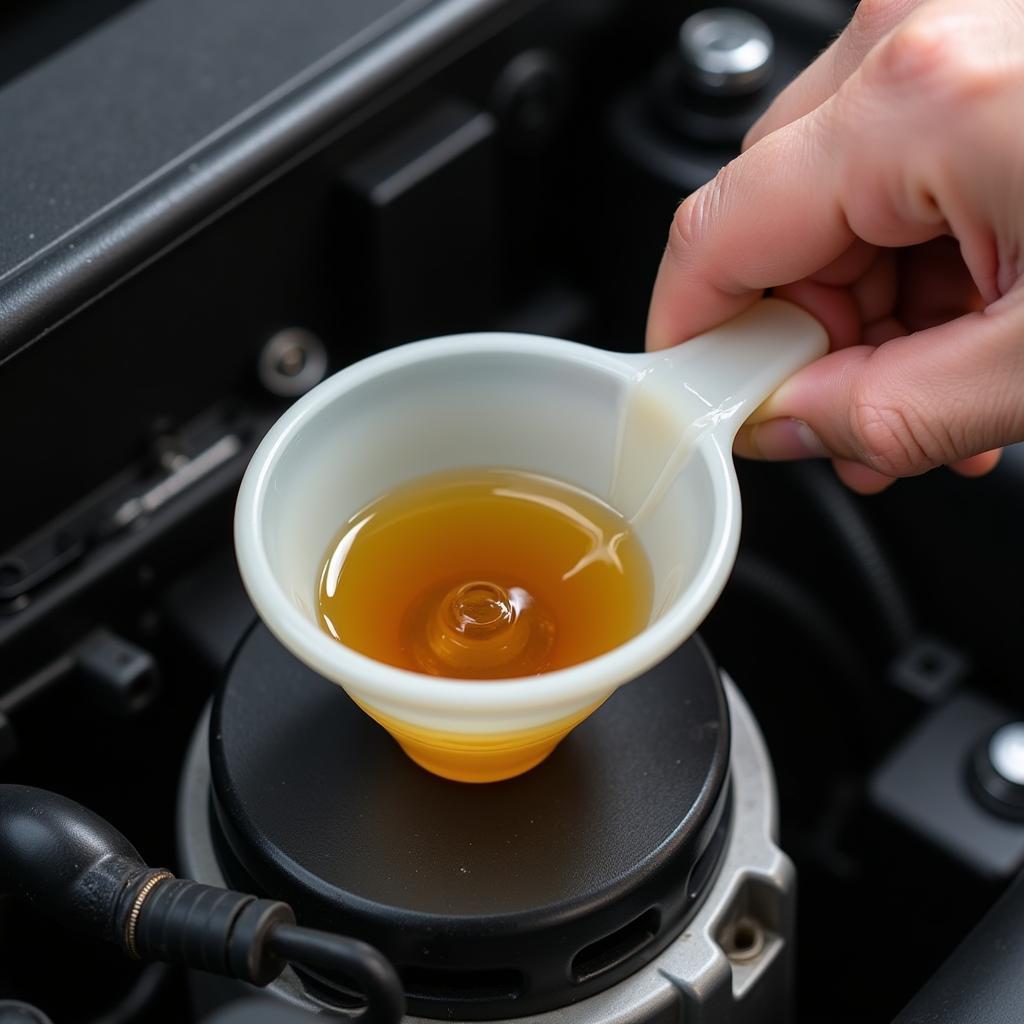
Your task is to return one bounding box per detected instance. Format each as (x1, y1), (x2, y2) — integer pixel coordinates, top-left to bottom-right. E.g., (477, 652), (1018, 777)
(645, 111), (855, 350)
(743, 0), (923, 149)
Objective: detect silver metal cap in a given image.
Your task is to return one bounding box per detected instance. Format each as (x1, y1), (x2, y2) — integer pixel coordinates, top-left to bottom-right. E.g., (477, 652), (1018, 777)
(678, 7), (775, 96)
(989, 722), (1024, 787)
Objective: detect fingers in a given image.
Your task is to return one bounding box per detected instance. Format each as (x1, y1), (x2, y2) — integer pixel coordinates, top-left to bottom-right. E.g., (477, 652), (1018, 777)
(644, 81), (955, 354)
(732, 420), (900, 494)
(744, 0), (925, 148)
(771, 279), (863, 351)
(645, 34), (968, 355)
(645, 111), (857, 351)
(896, 236), (984, 331)
(742, 298), (1024, 478)
(851, 249), (898, 325)
(661, 0), (1023, 493)
(951, 449), (1002, 477)
(735, 436), (1004, 495)
(769, 246), (899, 351)
(831, 459), (898, 494)
(735, 442), (1003, 494)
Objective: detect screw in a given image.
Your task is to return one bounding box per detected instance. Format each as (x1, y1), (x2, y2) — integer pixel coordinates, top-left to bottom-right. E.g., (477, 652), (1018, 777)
(258, 328), (328, 398)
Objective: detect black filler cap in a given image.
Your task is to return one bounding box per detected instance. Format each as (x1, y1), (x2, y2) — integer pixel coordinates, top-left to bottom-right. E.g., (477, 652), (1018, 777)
(209, 625), (731, 1020)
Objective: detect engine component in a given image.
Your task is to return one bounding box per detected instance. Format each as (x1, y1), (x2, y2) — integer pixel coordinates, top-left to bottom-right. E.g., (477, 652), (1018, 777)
(179, 623), (793, 1022)
(972, 722), (1024, 821)
(0, 786), (404, 1023)
(677, 8), (775, 97)
(871, 693), (1024, 879)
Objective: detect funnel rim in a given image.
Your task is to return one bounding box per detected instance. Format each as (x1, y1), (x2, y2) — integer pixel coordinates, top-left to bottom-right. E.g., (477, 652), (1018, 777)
(234, 332), (741, 724)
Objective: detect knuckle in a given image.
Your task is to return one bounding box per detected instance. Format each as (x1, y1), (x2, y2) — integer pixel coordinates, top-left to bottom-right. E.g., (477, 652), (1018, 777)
(869, 19), (950, 86)
(667, 199), (699, 262)
(849, 0), (898, 47)
(667, 169), (728, 262)
(848, 389), (951, 476)
(865, 16), (999, 103)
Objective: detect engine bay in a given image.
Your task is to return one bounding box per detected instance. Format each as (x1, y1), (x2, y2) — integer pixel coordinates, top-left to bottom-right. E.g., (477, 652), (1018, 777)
(1, 2), (1023, 1022)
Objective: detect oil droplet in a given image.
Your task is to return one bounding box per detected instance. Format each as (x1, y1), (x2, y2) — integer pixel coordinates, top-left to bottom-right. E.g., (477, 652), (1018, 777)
(447, 582), (515, 636)
(410, 578), (555, 678)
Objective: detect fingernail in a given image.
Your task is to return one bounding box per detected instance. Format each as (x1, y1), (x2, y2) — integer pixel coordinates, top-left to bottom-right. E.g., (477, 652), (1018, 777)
(748, 418), (830, 460)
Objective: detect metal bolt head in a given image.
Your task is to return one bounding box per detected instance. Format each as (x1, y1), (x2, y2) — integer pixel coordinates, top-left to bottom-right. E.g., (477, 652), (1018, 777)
(492, 49), (568, 142)
(678, 7), (775, 96)
(989, 722), (1024, 786)
(258, 328), (328, 398)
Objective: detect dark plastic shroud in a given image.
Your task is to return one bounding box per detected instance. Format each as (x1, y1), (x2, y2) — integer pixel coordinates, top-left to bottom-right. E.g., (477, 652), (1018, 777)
(0, 0), (518, 363)
(209, 623), (732, 1020)
(893, 869), (1024, 1024)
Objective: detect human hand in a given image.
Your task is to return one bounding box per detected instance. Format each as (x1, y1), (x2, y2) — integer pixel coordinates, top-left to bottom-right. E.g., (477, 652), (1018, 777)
(646, 0), (1024, 493)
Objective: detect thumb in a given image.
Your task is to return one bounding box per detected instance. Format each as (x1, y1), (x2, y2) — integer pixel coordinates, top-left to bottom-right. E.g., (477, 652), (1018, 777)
(737, 298), (1024, 478)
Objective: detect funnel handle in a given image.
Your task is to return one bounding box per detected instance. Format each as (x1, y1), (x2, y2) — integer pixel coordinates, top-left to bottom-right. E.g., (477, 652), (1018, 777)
(630, 298), (828, 442)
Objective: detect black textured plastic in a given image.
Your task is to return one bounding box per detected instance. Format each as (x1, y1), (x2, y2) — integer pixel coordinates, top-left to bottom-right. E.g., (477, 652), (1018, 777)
(133, 880), (257, 976)
(209, 624), (731, 1019)
(226, 899), (296, 986)
(0, 0), (507, 362)
(132, 881), (323, 986)
(893, 870), (1024, 1024)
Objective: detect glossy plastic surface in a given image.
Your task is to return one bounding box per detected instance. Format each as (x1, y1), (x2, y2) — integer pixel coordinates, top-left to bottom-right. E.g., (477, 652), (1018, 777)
(234, 298), (826, 780)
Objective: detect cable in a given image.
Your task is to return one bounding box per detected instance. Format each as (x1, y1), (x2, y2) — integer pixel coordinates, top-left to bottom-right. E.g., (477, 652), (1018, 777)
(0, 786), (404, 1024)
(789, 461), (918, 650)
(731, 552), (873, 693)
(268, 926), (405, 1024)
(728, 551), (876, 745)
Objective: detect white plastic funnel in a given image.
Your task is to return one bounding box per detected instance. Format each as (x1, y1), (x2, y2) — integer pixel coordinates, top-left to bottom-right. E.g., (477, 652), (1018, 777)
(235, 299), (827, 781)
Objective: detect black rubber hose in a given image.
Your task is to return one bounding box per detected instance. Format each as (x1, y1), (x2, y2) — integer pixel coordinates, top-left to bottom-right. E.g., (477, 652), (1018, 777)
(730, 551), (874, 697)
(268, 925), (406, 1024)
(789, 461), (918, 650)
(728, 551), (876, 748)
(0, 784), (149, 945)
(0, 785), (404, 1023)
